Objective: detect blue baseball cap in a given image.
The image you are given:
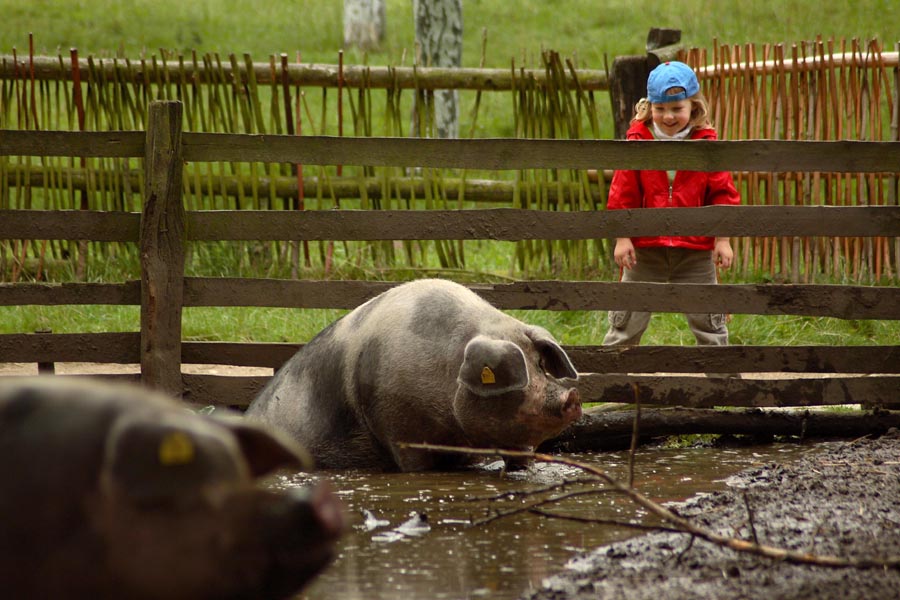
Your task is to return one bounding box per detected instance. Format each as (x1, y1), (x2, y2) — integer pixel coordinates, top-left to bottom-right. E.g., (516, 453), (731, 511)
(647, 61), (700, 104)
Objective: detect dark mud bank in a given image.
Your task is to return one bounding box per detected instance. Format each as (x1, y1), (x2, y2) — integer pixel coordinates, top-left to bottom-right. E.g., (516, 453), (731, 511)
(527, 430), (900, 600)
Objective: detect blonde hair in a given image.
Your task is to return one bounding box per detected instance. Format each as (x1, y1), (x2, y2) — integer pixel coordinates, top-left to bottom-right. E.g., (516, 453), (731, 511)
(631, 90), (712, 130)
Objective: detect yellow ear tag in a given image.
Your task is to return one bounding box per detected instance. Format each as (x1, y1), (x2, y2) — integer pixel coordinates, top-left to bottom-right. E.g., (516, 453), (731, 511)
(158, 431), (195, 466)
(481, 366), (496, 385)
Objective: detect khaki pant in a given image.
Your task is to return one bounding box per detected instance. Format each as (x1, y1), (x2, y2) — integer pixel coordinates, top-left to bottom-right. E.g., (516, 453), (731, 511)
(603, 247), (729, 346)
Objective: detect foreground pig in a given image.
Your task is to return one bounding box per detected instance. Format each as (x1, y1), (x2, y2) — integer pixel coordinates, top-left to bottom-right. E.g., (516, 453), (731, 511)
(246, 278), (582, 471)
(0, 378), (344, 600)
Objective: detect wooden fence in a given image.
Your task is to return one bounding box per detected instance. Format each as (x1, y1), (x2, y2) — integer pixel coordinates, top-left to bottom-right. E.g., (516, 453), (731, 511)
(3, 36), (898, 283)
(1, 100), (899, 409)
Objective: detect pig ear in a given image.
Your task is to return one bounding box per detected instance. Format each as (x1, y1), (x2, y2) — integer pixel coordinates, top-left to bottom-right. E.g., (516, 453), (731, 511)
(457, 336), (529, 397)
(215, 416), (315, 476)
(526, 327), (578, 379)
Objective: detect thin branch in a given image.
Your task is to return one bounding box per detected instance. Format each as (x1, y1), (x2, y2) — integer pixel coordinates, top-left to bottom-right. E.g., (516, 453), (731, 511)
(403, 442), (900, 571)
(742, 491), (760, 546)
(629, 382), (642, 488)
(674, 535), (697, 565)
(529, 508), (683, 534)
(462, 476), (605, 502)
(469, 488), (614, 527)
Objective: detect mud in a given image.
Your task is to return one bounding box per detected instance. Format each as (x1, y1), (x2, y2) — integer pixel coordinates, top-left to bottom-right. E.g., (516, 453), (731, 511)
(527, 430), (900, 600)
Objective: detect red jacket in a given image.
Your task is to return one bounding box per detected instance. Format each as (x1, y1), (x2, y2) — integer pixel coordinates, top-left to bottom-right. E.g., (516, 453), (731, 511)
(606, 121), (741, 251)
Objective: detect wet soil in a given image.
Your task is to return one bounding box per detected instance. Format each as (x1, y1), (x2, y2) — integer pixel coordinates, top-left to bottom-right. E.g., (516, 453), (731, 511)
(527, 430), (900, 600)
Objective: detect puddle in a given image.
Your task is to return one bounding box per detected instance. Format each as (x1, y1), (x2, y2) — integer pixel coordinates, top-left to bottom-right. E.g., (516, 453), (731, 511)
(277, 444), (812, 600)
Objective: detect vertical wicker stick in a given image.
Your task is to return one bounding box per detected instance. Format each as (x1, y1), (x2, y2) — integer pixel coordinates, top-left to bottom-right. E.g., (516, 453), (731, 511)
(70, 48), (89, 281)
(747, 43), (761, 276)
(773, 44), (785, 278)
(788, 44), (801, 282)
(850, 39), (863, 281)
(893, 42), (900, 280)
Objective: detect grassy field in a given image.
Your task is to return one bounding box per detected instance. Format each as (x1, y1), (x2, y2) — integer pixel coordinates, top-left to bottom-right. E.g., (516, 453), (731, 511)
(1, 0), (898, 347)
(4, 0), (896, 69)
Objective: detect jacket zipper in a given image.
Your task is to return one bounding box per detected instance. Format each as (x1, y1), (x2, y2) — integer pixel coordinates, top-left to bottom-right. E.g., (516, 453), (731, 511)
(667, 183), (674, 245)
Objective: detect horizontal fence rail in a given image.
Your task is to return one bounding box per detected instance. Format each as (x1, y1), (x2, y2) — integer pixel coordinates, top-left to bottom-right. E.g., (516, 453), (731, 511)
(3, 332), (898, 374)
(4, 131), (900, 173)
(1, 207), (898, 241)
(3, 279), (899, 320)
(2, 370), (896, 410)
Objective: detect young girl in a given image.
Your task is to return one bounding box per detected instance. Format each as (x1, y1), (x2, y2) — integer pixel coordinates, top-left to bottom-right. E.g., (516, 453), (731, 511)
(603, 61), (740, 346)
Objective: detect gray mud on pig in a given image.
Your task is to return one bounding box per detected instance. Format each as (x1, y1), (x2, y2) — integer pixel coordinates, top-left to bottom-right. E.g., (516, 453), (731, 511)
(0, 378), (344, 600)
(246, 278), (582, 471)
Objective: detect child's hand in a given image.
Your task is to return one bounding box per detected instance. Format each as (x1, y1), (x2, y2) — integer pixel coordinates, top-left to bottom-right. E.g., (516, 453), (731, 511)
(714, 238), (734, 269)
(614, 238), (637, 269)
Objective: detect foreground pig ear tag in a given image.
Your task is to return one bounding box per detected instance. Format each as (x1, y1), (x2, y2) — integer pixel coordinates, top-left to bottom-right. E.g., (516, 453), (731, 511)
(481, 366), (496, 385)
(158, 431), (195, 466)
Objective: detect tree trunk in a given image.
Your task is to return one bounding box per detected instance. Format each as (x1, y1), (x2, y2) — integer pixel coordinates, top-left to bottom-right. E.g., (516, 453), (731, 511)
(413, 0), (462, 139)
(542, 406), (900, 452)
(343, 0), (386, 52)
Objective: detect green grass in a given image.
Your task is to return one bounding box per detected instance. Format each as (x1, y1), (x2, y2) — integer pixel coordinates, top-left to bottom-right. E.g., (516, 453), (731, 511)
(2, 303), (895, 346)
(5, 1), (896, 69)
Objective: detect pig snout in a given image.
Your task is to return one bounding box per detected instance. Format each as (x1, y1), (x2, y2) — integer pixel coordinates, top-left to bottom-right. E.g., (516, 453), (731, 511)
(259, 481), (345, 597)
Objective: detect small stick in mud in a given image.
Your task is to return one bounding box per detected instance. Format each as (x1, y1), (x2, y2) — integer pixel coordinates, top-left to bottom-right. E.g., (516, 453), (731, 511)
(742, 490), (761, 546)
(403, 442), (900, 571)
(628, 382), (641, 488)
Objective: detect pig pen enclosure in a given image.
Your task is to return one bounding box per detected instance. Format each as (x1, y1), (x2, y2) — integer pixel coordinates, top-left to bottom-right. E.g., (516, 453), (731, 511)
(2, 35), (899, 416)
(2, 39), (900, 599)
(1, 100), (898, 418)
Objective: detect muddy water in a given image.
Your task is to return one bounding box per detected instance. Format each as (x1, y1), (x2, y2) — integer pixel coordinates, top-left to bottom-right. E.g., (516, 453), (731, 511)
(279, 444), (811, 600)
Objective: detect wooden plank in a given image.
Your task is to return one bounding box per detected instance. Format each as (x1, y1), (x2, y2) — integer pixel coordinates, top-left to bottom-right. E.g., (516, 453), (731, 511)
(0, 281), (141, 305)
(186, 206), (900, 241)
(181, 341), (298, 369)
(476, 281), (900, 319)
(140, 101), (185, 397)
(181, 374), (269, 409)
(172, 373), (899, 409)
(0, 130), (144, 158)
(575, 373), (900, 408)
(183, 278), (385, 309)
(0, 332), (140, 363)
(1, 128), (897, 174)
(176, 341), (900, 374)
(7, 335), (889, 376)
(182, 134), (900, 173)
(2, 277), (896, 320)
(565, 345), (900, 374)
(183, 278), (900, 320)
(0, 210), (140, 242)
(5, 206), (895, 243)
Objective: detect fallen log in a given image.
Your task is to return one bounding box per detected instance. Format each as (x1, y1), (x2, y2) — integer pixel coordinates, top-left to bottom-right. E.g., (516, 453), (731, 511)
(541, 406), (900, 452)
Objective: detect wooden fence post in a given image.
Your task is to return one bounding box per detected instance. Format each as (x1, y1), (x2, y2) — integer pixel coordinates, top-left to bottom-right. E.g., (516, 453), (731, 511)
(141, 100), (185, 397)
(35, 328), (54, 374)
(609, 28), (682, 139)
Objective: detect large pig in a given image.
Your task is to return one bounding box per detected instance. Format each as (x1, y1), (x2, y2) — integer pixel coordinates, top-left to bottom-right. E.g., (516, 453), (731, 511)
(0, 377), (344, 600)
(246, 278), (582, 471)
